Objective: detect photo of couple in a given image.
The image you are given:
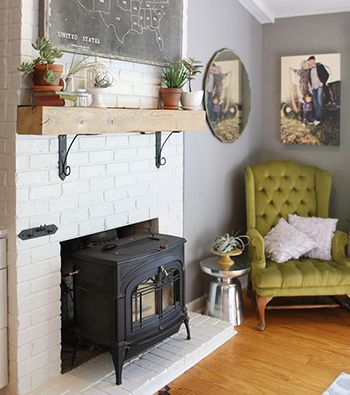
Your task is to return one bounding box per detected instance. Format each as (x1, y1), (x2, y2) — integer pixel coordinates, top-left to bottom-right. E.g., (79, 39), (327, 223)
(280, 53), (341, 145)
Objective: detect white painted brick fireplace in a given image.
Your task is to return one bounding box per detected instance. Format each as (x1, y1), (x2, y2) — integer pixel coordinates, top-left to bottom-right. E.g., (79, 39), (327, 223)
(0, 1), (185, 394)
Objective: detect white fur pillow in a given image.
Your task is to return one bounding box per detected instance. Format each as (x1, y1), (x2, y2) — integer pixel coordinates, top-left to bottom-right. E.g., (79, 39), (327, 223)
(288, 214), (338, 260)
(264, 218), (316, 263)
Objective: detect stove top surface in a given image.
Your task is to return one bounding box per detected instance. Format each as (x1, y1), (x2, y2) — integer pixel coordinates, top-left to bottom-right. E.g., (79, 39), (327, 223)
(74, 233), (186, 264)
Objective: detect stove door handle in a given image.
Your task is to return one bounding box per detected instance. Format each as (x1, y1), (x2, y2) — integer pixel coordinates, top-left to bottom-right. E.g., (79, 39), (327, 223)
(160, 266), (169, 277)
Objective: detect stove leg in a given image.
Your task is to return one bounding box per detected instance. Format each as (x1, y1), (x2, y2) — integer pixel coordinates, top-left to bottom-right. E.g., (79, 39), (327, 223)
(184, 314), (191, 340)
(111, 345), (126, 385)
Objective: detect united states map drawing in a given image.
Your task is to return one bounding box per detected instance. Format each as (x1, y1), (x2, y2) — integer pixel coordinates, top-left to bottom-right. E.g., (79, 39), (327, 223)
(42, 0), (183, 65)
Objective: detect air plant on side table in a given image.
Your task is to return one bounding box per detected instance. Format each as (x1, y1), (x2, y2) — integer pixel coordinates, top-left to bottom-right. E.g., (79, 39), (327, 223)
(211, 232), (250, 267)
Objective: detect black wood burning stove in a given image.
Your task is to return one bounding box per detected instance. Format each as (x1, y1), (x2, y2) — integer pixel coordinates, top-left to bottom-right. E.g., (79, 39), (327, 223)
(72, 233), (190, 385)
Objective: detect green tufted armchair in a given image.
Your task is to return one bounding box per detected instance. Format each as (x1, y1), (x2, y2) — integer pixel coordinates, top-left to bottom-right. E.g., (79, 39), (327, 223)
(245, 160), (350, 330)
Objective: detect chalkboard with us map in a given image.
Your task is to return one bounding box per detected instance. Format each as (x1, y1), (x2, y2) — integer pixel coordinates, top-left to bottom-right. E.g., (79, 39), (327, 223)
(40, 0), (184, 66)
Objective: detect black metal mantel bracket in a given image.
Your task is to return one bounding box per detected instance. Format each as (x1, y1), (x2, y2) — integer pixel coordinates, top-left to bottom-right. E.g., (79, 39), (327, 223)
(59, 134), (94, 180)
(58, 131), (182, 180)
(155, 131), (181, 169)
(59, 135), (77, 181)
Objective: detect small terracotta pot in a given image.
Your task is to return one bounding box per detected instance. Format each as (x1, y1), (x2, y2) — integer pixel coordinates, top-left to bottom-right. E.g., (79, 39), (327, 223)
(159, 88), (183, 110)
(32, 64), (64, 87)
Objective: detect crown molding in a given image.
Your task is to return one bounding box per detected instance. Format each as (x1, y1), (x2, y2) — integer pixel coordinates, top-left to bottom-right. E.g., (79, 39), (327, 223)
(237, 0), (275, 24)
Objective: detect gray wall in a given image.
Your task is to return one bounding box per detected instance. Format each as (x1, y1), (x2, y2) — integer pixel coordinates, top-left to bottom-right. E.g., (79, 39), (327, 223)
(184, 0), (262, 302)
(261, 12), (350, 231)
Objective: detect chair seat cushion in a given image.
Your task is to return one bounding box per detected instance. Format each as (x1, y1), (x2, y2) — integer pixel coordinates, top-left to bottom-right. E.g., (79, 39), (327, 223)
(254, 259), (350, 289)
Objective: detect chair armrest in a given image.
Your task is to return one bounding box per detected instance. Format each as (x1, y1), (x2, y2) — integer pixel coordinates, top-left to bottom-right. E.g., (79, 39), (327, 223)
(332, 230), (349, 262)
(247, 228), (266, 270)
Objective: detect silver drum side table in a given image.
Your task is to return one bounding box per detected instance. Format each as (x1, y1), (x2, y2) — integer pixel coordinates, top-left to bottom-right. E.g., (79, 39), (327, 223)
(200, 254), (249, 326)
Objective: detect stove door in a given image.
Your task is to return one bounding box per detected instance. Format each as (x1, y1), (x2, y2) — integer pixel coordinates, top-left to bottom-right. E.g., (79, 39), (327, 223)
(124, 259), (184, 342)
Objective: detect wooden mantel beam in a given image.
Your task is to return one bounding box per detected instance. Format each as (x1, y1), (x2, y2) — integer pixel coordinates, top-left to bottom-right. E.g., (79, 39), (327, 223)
(17, 106), (206, 136)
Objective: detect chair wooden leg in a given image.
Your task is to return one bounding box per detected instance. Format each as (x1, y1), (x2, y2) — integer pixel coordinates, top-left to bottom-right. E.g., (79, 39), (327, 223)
(247, 280), (254, 304)
(256, 295), (273, 331)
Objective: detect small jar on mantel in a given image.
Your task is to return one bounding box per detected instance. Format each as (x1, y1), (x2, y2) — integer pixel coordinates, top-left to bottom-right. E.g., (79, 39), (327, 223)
(75, 89), (90, 107)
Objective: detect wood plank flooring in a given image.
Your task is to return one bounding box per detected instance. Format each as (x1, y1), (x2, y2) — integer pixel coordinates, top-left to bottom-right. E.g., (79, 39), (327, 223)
(167, 299), (350, 395)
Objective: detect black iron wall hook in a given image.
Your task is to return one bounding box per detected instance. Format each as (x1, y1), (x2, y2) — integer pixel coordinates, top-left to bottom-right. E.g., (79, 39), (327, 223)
(155, 131), (180, 168)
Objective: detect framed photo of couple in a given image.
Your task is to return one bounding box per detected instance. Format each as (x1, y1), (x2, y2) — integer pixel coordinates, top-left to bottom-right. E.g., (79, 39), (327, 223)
(280, 53), (341, 146)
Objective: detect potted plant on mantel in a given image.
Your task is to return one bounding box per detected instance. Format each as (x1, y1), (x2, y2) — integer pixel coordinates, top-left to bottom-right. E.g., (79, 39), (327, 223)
(18, 38), (64, 90)
(88, 58), (114, 108)
(159, 61), (189, 110)
(181, 57), (204, 110)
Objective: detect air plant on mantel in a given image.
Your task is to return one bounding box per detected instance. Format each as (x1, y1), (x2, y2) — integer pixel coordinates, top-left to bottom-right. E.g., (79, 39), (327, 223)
(63, 54), (96, 91)
(211, 232), (250, 266)
(87, 58), (114, 108)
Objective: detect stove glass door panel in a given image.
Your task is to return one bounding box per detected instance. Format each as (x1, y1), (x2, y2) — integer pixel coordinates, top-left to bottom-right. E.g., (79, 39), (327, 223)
(131, 267), (180, 331)
(132, 277), (157, 324)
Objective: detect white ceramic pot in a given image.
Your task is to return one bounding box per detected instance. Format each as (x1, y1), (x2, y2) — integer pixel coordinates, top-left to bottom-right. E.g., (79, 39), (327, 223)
(180, 90), (204, 110)
(88, 87), (108, 108)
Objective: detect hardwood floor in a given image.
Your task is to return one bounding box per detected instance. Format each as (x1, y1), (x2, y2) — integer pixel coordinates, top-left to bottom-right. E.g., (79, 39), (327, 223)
(167, 299), (350, 394)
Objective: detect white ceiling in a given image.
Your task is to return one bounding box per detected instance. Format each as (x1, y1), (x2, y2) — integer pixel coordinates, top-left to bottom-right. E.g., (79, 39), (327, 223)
(238, 0), (350, 24)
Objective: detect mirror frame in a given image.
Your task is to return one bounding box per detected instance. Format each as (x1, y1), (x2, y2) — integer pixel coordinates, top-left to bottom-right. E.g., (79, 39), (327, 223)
(204, 48), (251, 143)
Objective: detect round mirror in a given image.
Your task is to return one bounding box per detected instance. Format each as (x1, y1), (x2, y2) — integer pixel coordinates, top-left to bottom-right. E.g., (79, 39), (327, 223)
(204, 49), (251, 143)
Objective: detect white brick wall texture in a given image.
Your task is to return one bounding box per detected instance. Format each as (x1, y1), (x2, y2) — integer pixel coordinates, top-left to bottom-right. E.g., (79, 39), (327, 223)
(0, 1), (185, 394)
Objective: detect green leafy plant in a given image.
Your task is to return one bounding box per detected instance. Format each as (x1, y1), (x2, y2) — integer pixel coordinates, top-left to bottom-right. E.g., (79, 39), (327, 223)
(182, 57), (203, 92)
(161, 62), (189, 89)
(211, 232), (250, 254)
(17, 38), (64, 84)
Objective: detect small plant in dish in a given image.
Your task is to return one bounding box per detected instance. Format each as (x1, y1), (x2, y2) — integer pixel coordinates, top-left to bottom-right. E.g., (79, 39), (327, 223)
(211, 232), (250, 254)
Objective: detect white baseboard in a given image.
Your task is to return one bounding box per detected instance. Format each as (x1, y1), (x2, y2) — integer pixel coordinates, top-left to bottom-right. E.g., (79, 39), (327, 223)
(186, 295), (207, 314)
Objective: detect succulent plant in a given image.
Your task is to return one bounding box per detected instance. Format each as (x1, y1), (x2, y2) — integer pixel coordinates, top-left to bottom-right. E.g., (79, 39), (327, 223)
(211, 232), (250, 254)
(17, 62), (35, 74)
(18, 38), (63, 73)
(31, 37), (63, 64)
(43, 69), (58, 84)
(161, 61), (190, 89)
(17, 37), (64, 85)
(182, 57), (203, 92)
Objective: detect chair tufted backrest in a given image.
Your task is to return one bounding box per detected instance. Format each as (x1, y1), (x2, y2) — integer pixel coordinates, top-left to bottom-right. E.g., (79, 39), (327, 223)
(245, 160), (331, 236)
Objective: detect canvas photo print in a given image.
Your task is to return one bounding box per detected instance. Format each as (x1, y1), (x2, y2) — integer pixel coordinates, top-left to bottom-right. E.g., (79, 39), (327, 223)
(281, 53), (341, 145)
